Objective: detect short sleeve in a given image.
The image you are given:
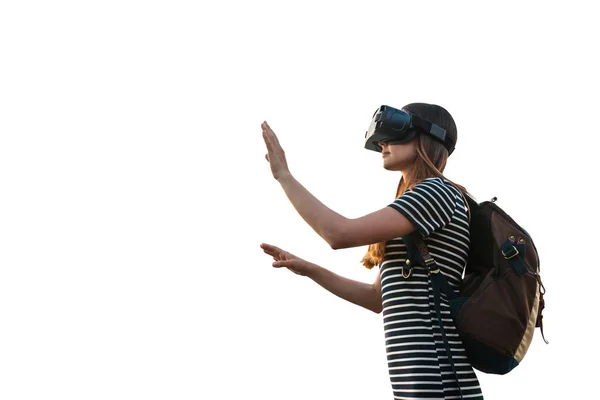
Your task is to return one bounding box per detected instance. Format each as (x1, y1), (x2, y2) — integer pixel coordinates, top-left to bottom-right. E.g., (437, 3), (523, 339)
(388, 178), (459, 237)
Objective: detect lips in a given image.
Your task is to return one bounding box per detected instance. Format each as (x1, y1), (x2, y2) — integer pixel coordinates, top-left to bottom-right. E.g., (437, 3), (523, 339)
(382, 152), (390, 158)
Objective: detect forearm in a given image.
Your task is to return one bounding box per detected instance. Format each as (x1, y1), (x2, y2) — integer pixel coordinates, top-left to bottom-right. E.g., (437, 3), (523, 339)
(305, 263), (382, 314)
(277, 174), (347, 248)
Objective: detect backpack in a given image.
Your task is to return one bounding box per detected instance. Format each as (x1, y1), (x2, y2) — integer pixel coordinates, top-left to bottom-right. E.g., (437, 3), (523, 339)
(402, 193), (547, 378)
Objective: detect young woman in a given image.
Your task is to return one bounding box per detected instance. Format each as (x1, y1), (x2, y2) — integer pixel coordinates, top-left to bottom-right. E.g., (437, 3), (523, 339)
(260, 103), (484, 399)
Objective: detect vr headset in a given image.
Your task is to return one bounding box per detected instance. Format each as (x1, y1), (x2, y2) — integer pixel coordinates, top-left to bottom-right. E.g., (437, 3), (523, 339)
(364, 105), (455, 155)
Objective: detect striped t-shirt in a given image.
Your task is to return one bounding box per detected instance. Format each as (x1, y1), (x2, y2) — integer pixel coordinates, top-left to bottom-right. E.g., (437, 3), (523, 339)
(380, 177), (484, 399)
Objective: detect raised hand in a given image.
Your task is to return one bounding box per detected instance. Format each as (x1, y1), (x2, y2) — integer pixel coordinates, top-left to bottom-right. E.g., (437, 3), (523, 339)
(261, 121), (291, 181)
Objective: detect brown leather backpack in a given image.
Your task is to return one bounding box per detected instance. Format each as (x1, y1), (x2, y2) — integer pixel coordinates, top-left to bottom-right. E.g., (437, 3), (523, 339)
(403, 194), (547, 380)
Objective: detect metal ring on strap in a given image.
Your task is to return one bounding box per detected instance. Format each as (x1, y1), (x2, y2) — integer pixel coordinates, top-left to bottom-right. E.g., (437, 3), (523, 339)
(401, 267), (413, 278)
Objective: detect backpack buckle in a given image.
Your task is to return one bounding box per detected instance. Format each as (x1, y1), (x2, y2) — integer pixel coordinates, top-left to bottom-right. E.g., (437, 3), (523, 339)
(424, 257), (439, 274)
(502, 245), (520, 260)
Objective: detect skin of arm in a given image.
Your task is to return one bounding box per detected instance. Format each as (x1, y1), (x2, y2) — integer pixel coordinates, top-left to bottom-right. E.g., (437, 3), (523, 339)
(261, 121), (416, 250)
(305, 262), (383, 314)
(261, 243), (383, 314)
(277, 174), (415, 250)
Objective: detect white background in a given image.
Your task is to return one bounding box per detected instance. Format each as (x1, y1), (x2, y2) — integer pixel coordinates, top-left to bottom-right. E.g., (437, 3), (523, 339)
(1, 1), (598, 399)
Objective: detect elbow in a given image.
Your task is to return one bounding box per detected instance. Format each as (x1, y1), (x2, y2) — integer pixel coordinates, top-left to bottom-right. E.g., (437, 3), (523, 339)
(371, 286), (383, 314)
(327, 224), (352, 250)
(322, 217), (353, 250)
(329, 239), (351, 250)
(327, 217), (365, 250)
(329, 241), (345, 250)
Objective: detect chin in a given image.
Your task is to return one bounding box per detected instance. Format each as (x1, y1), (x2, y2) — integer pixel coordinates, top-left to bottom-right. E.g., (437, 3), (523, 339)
(382, 162), (399, 171)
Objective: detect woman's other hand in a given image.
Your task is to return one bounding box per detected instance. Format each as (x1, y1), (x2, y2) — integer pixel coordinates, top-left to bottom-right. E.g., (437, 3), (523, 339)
(260, 243), (313, 276)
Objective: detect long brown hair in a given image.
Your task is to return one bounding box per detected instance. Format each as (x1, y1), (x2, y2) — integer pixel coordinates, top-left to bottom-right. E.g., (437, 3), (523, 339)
(361, 103), (467, 269)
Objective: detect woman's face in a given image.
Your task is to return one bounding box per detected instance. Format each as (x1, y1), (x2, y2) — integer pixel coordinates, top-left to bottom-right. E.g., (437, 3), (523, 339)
(379, 139), (418, 172)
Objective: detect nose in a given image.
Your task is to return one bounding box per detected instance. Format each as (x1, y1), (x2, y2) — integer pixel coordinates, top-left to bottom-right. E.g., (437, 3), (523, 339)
(378, 141), (389, 149)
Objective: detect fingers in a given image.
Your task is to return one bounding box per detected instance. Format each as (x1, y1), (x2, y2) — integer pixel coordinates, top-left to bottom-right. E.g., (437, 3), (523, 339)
(261, 122), (270, 139)
(262, 129), (273, 152)
(260, 243), (281, 252)
(261, 121), (286, 176)
(261, 121), (272, 133)
(262, 243), (305, 275)
(261, 121), (281, 147)
(261, 243), (299, 267)
(260, 242), (283, 257)
(262, 121), (275, 137)
(272, 259), (295, 268)
(261, 126), (277, 163)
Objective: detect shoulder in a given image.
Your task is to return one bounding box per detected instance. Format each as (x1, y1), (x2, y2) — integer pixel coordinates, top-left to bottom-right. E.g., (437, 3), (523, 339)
(405, 177), (467, 217)
(392, 177), (460, 214)
(411, 177), (460, 201)
(389, 177), (463, 237)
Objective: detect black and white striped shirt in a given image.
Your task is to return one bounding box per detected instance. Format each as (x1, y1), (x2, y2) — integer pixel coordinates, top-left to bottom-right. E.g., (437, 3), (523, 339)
(380, 177), (483, 400)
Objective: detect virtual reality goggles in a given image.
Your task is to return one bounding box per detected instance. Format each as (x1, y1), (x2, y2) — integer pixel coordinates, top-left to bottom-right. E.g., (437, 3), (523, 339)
(364, 105), (455, 155)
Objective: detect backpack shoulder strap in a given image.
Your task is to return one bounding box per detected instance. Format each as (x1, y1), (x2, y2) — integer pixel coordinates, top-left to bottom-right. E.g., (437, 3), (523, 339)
(406, 232), (463, 398)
